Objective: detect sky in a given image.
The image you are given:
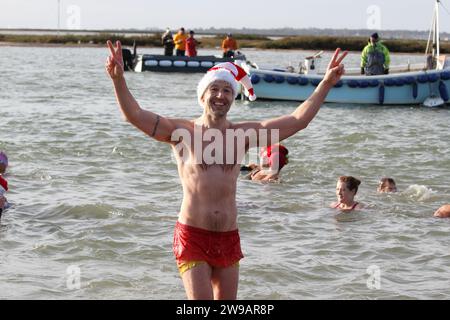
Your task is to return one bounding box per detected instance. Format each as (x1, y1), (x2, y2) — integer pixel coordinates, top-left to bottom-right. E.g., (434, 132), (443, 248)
(0, 0), (449, 32)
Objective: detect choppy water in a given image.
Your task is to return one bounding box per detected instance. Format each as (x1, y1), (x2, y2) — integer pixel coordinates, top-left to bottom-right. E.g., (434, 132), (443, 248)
(0, 46), (449, 300)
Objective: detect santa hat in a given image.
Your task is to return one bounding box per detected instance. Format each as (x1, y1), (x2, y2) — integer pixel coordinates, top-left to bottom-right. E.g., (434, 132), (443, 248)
(197, 62), (256, 105)
(0, 176), (8, 192)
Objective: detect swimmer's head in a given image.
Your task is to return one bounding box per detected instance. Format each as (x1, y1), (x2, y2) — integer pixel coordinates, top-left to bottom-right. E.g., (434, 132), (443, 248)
(0, 151), (8, 174)
(377, 177), (397, 193)
(336, 176), (361, 203)
(434, 204), (450, 218)
(266, 144), (289, 172)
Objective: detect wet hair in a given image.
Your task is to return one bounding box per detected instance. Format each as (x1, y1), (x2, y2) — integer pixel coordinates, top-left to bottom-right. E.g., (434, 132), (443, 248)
(338, 176), (361, 194)
(379, 177), (396, 186)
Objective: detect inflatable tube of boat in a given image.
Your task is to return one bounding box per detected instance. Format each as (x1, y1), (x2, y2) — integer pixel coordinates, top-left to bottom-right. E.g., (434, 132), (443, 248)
(412, 82), (418, 99)
(310, 79), (321, 86)
(251, 74), (261, 84)
(379, 84), (385, 105)
(439, 81), (449, 101)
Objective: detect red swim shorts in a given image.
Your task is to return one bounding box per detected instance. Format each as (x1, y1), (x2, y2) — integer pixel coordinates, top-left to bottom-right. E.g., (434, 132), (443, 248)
(173, 221), (244, 268)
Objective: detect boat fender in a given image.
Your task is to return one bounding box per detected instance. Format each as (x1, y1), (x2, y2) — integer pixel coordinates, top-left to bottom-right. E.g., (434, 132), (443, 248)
(417, 74), (428, 83)
(274, 76), (285, 83)
(144, 60), (158, 67)
(394, 78), (405, 86)
(439, 81), (449, 101)
(347, 80), (359, 88)
(412, 82), (418, 99)
(159, 60), (172, 67)
(311, 79), (321, 86)
(250, 74), (261, 84)
(287, 77), (299, 85)
(298, 77), (309, 86)
(440, 71), (450, 80)
(200, 61), (214, 67)
(187, 61), (200, 67)
(359, 80), (369, 88)
(384, 78), (395, 87)
(334, 80), (343, 88)
(264, 75), (275, 83)
(428, 74), (439, 83)
(379, 84), (385, 105)
(173, 61), (186, 67)
(368, 79), (379, 87)
(404, 77), (415, 85)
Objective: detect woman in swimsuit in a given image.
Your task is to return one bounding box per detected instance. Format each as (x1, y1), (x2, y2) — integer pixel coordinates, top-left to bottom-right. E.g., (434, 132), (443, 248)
(331, 176), (363, 211)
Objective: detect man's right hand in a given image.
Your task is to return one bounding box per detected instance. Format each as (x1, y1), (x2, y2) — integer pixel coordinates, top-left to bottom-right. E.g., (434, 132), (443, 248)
(106, 40), (125, 80)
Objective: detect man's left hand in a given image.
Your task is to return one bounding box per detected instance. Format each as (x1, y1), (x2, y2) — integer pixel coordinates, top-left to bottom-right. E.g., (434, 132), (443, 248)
(323, 48), (348, 86)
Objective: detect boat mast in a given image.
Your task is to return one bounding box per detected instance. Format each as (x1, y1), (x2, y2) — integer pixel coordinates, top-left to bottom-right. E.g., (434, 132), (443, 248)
(436, 0), (440, 59)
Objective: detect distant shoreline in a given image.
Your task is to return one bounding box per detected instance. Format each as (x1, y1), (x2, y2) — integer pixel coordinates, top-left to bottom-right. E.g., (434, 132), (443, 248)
(0, 33), (447, 54)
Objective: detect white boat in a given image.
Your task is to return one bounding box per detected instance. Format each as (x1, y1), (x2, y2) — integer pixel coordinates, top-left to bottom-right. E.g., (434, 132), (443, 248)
(242, 0), (450, 106)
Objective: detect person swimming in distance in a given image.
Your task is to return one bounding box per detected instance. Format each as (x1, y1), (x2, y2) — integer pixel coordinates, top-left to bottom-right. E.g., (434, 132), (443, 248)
(377, 177), (397, 193)
(433, 204), (450, 218)
(331, 176), (363, 211)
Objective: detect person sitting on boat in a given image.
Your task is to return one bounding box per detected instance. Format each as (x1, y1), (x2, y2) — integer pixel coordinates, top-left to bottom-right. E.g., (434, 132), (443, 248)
(173, 27), (188, 56)
(186, 30), (201, 57)
(331, 176), (363, 211)
(161, 28), (175, 56)
(241, 144), (289, 182)
(222, 33), (238, 58)
(361, 33), (390, 76)
(377, 177), (397, 193)
(434, 204), (450, 218)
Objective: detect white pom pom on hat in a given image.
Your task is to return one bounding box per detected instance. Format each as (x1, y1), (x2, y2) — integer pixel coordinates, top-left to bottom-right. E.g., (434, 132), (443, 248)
(197, 62), (257, 105)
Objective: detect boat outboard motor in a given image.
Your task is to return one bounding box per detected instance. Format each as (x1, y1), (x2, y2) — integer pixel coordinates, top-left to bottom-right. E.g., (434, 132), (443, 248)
(122, 42), (137, 71)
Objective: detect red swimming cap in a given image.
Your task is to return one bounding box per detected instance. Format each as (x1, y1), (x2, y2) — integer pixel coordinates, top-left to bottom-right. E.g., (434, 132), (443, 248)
(267, 145), (289, 171)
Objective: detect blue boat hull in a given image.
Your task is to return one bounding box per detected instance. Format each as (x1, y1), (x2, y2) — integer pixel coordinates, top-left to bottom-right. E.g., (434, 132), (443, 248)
(249, 68), (450, 105)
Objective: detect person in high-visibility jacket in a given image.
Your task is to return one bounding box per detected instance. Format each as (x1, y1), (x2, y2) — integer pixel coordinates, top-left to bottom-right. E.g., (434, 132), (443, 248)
(361, 33), (390, 76)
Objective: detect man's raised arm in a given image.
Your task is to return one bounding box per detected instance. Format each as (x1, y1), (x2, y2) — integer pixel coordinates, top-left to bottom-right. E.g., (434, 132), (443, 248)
(237, 49), (347, 143)
(105, 40), (175, 143)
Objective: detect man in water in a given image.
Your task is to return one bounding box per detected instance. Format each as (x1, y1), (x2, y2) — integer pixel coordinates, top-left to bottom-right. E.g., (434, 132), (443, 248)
(106, 40), (347, 300)
(434, 204), (450, 218)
